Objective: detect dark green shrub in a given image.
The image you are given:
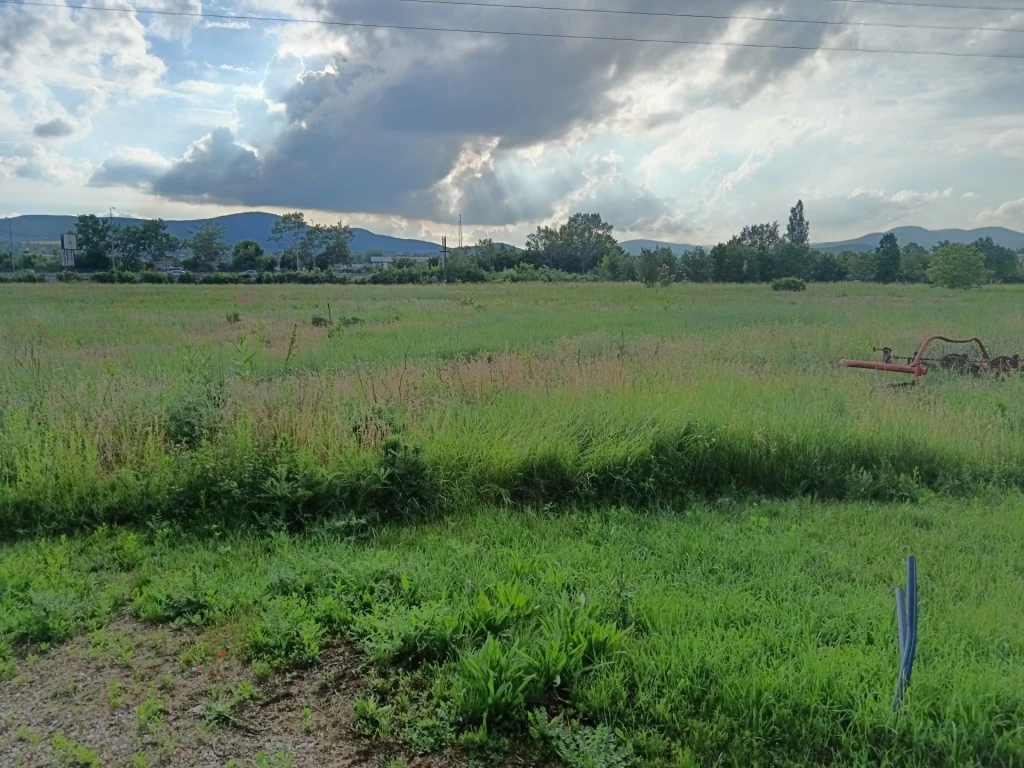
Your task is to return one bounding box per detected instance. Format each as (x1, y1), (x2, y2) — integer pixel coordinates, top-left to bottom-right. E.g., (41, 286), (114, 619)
(139, 271), (170, 284)
(10, 271), (45, 283)
(771, 277), (807, 292)
(200, 272), (242, 285)
(177, 270), (198, 284)
(164, 358), (224, 450)
(165, 392), (221, 450)
(56, 271), (80, 283)
(311, 314), (330, 327)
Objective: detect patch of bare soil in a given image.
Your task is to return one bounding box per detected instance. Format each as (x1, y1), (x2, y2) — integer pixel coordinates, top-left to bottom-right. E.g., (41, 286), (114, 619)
(0, 619), (465, 768)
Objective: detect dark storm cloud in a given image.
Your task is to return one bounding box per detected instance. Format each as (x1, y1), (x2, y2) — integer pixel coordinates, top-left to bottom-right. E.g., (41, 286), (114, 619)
(152, 0), (840, 223)
(32, 116), (75, 138)
(88, 149), (170, 188)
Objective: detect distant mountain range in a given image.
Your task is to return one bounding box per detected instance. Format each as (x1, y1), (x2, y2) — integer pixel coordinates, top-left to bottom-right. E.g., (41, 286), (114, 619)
(7, 214), (1024, 257)
(814, 226), (1024, 253)
(5, 213), (441, 255)
(619, 239), (699, 256)
(623, 227), (1024, 255)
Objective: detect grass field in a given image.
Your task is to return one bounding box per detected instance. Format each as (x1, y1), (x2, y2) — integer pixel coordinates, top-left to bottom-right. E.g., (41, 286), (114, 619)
(2, 282), (1024, 766)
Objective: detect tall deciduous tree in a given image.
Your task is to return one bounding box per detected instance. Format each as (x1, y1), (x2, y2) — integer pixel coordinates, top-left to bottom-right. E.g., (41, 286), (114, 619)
(523, 214), (618, 273)
(899, 243), (931, 283)
(786, 200), (810, 246)
(971, 236), (1021, 283)
(712, 241), (759, 282)
(636, 248), (661, 287)
(735, 222), (781, 251)
(305, 222), (354, 270)
(230, 240), (268, 271)
(75, 214), (113, 269)
(112, 219), (177, 270)
(927, 243), (991, 289)
(874, 233), (901, 283)
(678, 246), (713, 283)
(184, 223), (229, 271)
(557, 212), (618, 274)
(270, 212), (310, 270)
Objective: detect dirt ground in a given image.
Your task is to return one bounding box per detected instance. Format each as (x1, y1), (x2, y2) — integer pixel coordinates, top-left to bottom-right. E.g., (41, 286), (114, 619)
(0, 619), (468, 768)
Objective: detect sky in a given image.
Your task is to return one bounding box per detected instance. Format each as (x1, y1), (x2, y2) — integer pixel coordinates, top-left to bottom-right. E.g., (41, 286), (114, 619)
(2, 0), (1024, 247)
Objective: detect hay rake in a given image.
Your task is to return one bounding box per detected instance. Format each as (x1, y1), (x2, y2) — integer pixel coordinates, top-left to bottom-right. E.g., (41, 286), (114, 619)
(841, 335), (1022, 380)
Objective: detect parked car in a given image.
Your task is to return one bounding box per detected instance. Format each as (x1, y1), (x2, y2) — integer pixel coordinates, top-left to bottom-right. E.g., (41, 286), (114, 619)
(244, 270), (259, 280)
(166, 268), (184, 280)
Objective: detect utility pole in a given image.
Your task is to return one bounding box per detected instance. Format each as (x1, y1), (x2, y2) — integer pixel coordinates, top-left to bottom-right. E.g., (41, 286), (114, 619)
(109, 207), (116, 271)
(440, 236), (448, 284)
(458, 214), (463, 251)
(7, 217), (14, 274)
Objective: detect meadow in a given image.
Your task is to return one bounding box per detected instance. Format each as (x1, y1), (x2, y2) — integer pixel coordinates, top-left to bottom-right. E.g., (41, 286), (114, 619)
(1, 282), (1024, 766)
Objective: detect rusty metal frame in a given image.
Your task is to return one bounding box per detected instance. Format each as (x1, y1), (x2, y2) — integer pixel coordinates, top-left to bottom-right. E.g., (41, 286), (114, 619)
(841, 335), (990, 379)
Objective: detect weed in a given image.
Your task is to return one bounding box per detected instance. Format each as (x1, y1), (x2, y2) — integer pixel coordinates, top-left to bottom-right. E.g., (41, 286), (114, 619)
(202, 682), (259, 728)
(245, 596), (321, 670)
(353, 694), (394, 738)
(132, 754), (150, 768)
(226, 310), (242, 323)
(107, 679), (122, 708)
(301, 706), (313, 733)
(528, 711), (634, 768)
(51, 733), (101, 768)
(179, 640), (213, 669)
(311, 314), (330, 328)
(403, 716), (454, 754)
(136, 695), (165, 733)
(15, 726), (42, 746)
(452, 636), (534, 729)
(251, 749), (294, 768)
(165, 353), (224, 449)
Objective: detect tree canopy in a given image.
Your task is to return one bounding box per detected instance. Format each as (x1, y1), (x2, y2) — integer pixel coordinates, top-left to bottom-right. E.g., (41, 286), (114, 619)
(526, 213), (619, 274)
(928, 243), (991, 289)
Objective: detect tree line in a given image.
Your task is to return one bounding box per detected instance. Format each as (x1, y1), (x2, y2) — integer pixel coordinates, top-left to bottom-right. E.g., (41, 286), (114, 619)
(2, 204), (1019, 290)
(67, 212), (353, 273)
(454, 200), (1019, 289)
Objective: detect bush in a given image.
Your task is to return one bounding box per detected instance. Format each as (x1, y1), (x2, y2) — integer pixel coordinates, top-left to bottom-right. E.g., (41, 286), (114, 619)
(927, 243), (991, 289)
(177, 270), (198, 284)
(9, 271), (45, 283)
(369, 267), (432, 285)
(258, 270), (351, 285)
(200, 272), (243, 285)
(89, 271), (137, 284)
(771, 277), (807, 292)
(56, 271), (80, 283)
(139, 271), (170, 284)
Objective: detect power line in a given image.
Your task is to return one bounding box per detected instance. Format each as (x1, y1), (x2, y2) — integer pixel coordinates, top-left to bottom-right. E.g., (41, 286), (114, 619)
(380, 0), (1024, 35)
(4, 0), (1024, 59)
(818, 0), (1024, 11)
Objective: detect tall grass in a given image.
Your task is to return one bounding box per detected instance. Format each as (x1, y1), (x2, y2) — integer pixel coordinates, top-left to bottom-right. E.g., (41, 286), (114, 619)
(2, 283), (1024, 535)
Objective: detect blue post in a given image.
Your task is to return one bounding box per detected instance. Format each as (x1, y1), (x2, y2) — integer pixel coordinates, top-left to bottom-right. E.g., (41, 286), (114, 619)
(892, 555), (918, 710)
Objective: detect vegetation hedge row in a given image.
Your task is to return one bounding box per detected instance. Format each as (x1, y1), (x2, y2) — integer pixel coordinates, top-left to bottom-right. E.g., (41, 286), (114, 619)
(3, 419), (1021, 539)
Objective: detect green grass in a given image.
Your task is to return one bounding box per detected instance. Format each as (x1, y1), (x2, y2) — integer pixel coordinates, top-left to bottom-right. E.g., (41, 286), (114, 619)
(2, 282), (1024, 765)
(2, 282), (1024, 535)
(2, 498), (1024, 765)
